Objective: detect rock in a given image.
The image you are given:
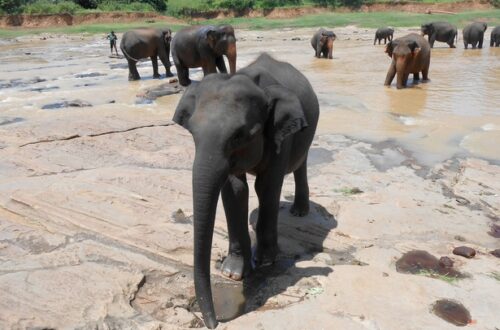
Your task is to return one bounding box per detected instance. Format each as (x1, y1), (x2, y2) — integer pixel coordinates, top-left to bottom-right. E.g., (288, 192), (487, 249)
(313, 252), (332, 264)
(137, 83), (181, 101)
(438, 256), (454, 268)
(454, 235), (466, 242)
(488, 223), (500, 238)
(490, 249), (500, 258)
(75, 72), (107, 78)
(452, 246), (476, 259)
(42, 99), (92, 110)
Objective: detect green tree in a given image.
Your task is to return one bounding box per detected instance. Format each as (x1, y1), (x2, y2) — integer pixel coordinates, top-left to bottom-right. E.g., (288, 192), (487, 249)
(0, 0), (24, 14)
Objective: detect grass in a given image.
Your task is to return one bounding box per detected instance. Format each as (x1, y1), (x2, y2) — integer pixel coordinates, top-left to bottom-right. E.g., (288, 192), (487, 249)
(417, 269), (462, 284)
(335, 187), (364, 195)
(489, 272), (500, 281)
(1, 9), (499, 38)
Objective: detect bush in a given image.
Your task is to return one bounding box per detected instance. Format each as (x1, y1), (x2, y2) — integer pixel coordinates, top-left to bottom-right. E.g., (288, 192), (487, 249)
(213, 0), (254, 11)
(74, 0), (97, 9)
(310, 0), (336, 7)
(0, 0), (24, 14)
(97, 0), (155, 11)
(23, 0), (81, 14)
(255, 0), (302, 9)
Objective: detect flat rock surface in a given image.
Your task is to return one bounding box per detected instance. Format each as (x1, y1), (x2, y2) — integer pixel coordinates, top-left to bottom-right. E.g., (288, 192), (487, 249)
(0, 27), (499, 329)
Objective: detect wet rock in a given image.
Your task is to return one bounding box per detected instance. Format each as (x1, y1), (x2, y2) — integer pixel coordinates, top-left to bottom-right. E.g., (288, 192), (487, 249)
(75, 72), (107, 78)
(29, 86), (59, 92)
(395, 250), (463, 278)
(0, 117), (24, 126)
(291, 37), (301, 41)
(432, 299), (471, 326)
(454, 235), (466, 242)
(136, 82), (181, 101)
(42, 99), (92, 110)
(439, 256), (454, 268)
(452, 246), (476, 259)
(488, 223), (500, 238)
(172, 209), (191, 224)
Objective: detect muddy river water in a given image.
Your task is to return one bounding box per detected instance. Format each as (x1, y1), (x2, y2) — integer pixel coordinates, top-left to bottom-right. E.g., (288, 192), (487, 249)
(1, 27), (498, 165)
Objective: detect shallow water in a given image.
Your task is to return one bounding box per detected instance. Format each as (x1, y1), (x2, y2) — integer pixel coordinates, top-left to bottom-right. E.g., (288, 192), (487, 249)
(0, 28), (499, 165)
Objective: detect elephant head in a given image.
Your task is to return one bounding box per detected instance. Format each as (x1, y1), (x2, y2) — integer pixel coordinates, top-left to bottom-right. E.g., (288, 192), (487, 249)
(386, 39), (420, 89)
(420, 23), (433, 36)
(172, 73), (308, 328)
(205, 25), (237, 74)
(161, 28), (172, 44)
(480, 22), (488, 32)
(318, 30), (336, 58)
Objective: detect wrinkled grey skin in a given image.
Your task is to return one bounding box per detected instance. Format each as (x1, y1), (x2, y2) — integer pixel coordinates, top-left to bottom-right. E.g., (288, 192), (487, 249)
(310, 28), (336, 59)
(171, 24), (237, 86)
(172, 53), (319, 329)
(421, 22), (458, 48)
(490, 26), (500, 47)
(463, 22), (488, 49)
(374, 27), (394, 45)
(385, 33), (431, 89)
(120, 28), (173, 81)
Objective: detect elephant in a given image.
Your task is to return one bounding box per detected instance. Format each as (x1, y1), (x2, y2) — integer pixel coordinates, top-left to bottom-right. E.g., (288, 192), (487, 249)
(384, 33), (431, 89)
(463, 22), (488, 49)
(490, 26), (500, 47)
(120, 27), (174, 81)
(171, 24), (237, 86)
(374, 27), (394, 45)
(172, 53), (319, 329)
(421, 22), (458, 48)
(311, 28), (336, 59)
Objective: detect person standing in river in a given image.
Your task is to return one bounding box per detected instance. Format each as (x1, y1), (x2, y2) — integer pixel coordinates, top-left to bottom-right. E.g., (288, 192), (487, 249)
(107, 31), (119, 56)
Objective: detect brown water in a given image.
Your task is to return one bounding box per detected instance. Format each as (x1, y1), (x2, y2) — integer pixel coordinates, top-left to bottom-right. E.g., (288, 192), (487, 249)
(432, 299), (472, 326)
(0, 27), (499, 166)
(395, 250), (463, 278)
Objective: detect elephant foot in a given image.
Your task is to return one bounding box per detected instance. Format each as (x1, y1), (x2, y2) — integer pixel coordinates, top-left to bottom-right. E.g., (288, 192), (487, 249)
(290, 201), (309, 217)
(153, 74), (161, 79)
(450, 45), (456, 48)
(166, 72), (174, 78)
(221, 254), (251, 281)
(128, 75), (140, 81)
(254, 243), (278, 267)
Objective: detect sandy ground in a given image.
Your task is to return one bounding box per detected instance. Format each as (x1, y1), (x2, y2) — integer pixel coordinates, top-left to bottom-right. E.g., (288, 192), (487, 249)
(0, 27), (499, 329)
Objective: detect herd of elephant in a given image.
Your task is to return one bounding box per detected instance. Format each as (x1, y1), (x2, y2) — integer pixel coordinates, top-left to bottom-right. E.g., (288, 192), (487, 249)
(117, 22), (497, 329)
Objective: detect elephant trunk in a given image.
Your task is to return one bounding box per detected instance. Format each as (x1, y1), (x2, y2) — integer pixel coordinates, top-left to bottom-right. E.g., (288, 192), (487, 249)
(226, 40), (237, 74)
(395, 57), (407, 89)
(192, 150), (229, 329)
(327, 38), (334, 59)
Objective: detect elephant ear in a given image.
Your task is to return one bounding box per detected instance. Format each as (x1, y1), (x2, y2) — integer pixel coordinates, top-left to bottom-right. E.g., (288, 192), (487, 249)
(172, 82), (199, 130)
(385, 41), (394, 58)
(162, 29), (172, 43)
(264, 85), (308, 154)
(205, 28), (217, 49)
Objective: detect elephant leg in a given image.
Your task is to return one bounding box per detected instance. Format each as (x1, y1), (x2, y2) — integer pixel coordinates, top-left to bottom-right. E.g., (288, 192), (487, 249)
(127, 59), (140, 81)
(464, 40), (468, 49)
(176, 63), (191, 86)
(202, 61), (218, 76)
(384, 63), (396, 86)
(215, 56), (228, 74)
(422, 65), (429, 81)
(429, 35), (436, 48)
(220, 174), (252, 281)
(374, 37), (377, 45)
(384, 37), (387, 44)
(254, 156), (288, 267)
(478, 36), (483, 49)
(414, 72), (420, 81)
(159, 54), (174, 77)
(290, 157), (310, 217)
(402, 73), (409, 87)
(151, 56), (160, 79)
(448, 35), (456, 48)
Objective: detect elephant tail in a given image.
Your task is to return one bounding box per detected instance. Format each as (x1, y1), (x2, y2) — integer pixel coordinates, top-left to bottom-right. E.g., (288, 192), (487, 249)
(121, 46), (141, 62)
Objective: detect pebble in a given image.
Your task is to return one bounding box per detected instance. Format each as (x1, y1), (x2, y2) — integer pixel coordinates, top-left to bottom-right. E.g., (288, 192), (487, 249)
(452, 246), (476, 259)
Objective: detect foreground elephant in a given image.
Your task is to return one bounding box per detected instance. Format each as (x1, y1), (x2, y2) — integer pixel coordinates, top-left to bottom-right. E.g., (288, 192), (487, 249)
(173, 53), (319, 328)
(491, 26), (500, 47)
(385, 33), (431, 89)
(421, 22), (457, 48)
(311, 28), (336, 59)
(374, 26), (394, 45)
(171, 24), (237, 86)
(120, 28), (173, 81)
(463, 22), (488, 49)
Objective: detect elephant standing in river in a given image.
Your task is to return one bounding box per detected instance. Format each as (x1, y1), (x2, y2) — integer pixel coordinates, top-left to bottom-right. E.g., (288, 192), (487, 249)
(385, 33), (431, 89)
(172, 53), (319, 329)
(171, 24), (237, 86)
(421, 22), (457, 48)
(120, 28), (173, 81)
(311, 28), (336, 59)
(374, 27), (394, 45)
(490, 26), (500, 47)
(463, 22), (488, 49)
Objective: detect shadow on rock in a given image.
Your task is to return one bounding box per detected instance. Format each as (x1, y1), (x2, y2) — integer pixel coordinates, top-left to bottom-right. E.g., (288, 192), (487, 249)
(210, 200), (356, 323)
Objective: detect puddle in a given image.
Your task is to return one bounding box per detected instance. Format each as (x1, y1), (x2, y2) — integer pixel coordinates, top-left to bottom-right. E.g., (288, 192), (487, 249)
(432, 299), (472, 326)
(308, 147), (333, 166)
(0, 117), (24, 126)
(396, 250), (463, 279)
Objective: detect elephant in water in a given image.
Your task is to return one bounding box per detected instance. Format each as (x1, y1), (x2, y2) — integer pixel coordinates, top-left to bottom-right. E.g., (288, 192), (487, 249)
(374, 26), (394, 45)
(421, 22), (458, 48)
(171, 24), (237, 86)
(463, 22), (488, 49)
(120, 28), (174, 81)
(491, 26), (500, 47)
(172, 53), (319, 329)
(311, 28), (336, 59)
(384, 33), (431, 89)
